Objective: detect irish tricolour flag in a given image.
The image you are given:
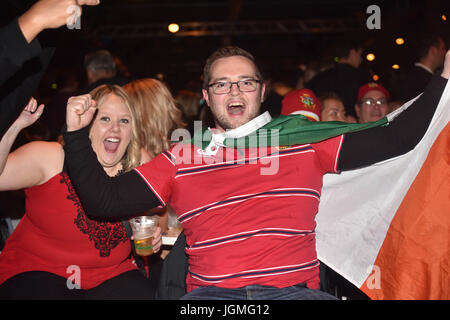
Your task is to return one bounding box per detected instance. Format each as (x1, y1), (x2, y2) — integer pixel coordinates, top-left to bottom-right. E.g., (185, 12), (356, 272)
(316, 81), (450, 300)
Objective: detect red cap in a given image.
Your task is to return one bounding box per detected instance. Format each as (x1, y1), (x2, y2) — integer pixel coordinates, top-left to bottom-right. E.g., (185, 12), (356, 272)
(281, 89), (321, 121)
(357, 83), (390, 102)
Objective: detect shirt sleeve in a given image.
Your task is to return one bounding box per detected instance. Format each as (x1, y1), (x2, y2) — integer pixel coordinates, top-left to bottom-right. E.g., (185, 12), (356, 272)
(0, 18), (52, 138)
(0, 18), (42, 85)
(312, 134), (345, 174)
(134, 151), (177, 207)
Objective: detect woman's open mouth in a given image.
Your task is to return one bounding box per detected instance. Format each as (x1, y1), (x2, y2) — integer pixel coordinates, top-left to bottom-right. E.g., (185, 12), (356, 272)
(103, 137), (120, 153)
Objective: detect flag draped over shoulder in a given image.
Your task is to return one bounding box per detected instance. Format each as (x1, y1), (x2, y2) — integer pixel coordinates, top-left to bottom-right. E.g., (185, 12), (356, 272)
(316, 81), (450, 300)
(190, 112), (388, 149)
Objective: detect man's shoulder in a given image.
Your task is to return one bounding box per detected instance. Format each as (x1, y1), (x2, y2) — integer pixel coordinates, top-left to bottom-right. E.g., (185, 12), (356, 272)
(407, 65), (433, 78)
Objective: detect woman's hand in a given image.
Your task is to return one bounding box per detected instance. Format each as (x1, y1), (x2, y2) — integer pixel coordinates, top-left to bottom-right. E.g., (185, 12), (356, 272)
(13, 97), (44, 131)
(66, 94), (97, 131)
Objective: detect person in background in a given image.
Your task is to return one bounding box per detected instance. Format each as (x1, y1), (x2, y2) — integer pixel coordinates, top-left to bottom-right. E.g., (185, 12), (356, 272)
(175, 89), (201, 135)
(354, 83), (390, 123)
(123, 78), (186, 159)
(319, 92), (348, 122)
(0, 85), (161, 299)
(0, 0), (100, 138)
(123, 78), (185, 265)
(83, 49), (129, 93)
(307, 38), (371, 119)
(398, 34), (446, 102)
(280, 88), (322, 121)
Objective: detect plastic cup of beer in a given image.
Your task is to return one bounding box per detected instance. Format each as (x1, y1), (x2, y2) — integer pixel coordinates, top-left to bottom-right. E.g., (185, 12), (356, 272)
(129, 216), (158, 256)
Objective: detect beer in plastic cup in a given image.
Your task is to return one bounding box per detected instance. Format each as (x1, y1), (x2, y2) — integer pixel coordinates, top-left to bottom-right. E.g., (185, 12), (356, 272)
(129, 216), (158, 256)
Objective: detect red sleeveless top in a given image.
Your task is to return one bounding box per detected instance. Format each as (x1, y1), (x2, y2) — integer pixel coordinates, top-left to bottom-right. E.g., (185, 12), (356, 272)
(0, 172), (137, 289)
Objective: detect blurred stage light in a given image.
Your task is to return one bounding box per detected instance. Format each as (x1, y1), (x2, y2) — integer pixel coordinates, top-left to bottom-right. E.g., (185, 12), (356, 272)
(366, 53), (375, 61)
(395, 37), (405, 45)
(168, 23), (180, 33)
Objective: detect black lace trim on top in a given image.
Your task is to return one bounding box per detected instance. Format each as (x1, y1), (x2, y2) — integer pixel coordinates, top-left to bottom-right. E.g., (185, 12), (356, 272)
(60, 172), (128, 257)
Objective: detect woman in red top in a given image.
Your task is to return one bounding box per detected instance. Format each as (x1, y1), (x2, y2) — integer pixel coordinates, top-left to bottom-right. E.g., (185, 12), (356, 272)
(0, 85), (161, 299)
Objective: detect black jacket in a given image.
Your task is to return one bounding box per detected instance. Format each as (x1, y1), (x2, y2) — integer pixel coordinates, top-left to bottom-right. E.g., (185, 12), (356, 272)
(156, 232), (188, 300)
(0, 18), (54, 137)
(398, 65), (434, 102)
(307, 63), (372, 118)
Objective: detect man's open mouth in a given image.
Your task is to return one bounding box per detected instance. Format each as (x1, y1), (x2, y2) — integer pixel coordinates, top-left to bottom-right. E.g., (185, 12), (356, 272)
(227, 102), (245, 115)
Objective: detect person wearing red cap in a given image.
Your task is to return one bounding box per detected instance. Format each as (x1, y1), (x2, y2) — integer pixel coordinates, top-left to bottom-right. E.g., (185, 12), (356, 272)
(354, 83), (390, 123)
(281, 89), (322, 121)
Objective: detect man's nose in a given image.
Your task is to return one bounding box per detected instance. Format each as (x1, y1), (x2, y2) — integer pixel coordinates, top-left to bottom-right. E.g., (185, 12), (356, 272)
(229, 82), (241, 95)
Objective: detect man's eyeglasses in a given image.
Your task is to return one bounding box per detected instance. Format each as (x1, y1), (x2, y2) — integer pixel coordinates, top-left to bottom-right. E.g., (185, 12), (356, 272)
(208, 79), (262, 94)
(359, 97), (388, 107)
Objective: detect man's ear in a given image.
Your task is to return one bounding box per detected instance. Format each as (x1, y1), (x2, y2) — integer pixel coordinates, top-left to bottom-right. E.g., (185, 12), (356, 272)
(429, 46), (437, 57)
(202, 89), (210, 107)
(260, 82), (266, 103)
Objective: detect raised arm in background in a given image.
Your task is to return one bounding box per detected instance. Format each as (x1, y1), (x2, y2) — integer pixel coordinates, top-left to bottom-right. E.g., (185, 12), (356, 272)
(0, 0), (100, 138)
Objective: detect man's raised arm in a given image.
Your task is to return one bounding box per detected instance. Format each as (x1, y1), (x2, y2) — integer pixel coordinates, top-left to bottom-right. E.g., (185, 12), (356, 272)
(337, 50), (450, 171)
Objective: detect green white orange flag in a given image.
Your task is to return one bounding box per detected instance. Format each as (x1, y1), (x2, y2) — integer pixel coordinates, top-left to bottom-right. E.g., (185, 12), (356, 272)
(316, 80), (450, 300)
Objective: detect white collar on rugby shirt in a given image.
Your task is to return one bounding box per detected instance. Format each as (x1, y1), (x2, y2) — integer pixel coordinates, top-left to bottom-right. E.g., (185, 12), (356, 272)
(198, 111), (272, 156)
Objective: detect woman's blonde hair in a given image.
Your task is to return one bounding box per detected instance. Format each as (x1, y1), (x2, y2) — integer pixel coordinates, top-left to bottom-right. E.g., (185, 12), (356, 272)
(89, 84), (141, 172)
(123, 79), (185, 158)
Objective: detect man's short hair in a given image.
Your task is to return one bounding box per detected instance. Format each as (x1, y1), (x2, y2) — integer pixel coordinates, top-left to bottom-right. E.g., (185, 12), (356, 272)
(202, 46), (264, 89)
(84, 50), (116, 75)
(414, 33), (444, 60)
(334, 37), (363, 59)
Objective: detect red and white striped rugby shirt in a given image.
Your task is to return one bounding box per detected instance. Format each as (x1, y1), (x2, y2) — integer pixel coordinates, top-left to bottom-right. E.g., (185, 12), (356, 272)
(135, 134), (344, 291)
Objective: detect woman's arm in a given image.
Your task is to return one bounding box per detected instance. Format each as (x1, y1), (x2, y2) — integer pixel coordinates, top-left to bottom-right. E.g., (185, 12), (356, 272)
(63, 126), (162, 218)
(338, 67), (448, 171)
(0, 141), (63, 191)
(0, 98), (43, 174)
(62, 94), (162, 219)
(0, 99), (60, 191)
